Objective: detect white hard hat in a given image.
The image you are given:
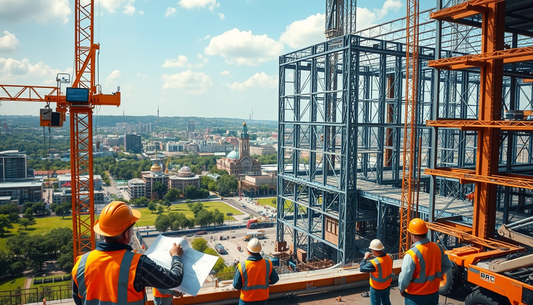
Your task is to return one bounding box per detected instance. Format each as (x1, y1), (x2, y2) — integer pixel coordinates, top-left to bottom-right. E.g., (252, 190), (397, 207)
(247, 238), (262, 253)
(369, 239), (384, 251)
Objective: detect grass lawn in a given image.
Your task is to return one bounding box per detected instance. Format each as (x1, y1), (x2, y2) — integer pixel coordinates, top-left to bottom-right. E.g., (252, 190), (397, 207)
(0, 216), (73, 249)
(30, 275), (70, 290)
(257, 197), (277, 208)
(134, 201), (243, 227)
(0, 276), (26, 291)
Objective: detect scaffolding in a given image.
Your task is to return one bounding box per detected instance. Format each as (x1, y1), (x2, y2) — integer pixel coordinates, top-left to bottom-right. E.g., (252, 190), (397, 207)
(277, 0), (533, 264)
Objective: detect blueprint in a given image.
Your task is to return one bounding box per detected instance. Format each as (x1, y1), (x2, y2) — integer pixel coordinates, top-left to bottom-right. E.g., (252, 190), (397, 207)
(145, 235), (219, 297)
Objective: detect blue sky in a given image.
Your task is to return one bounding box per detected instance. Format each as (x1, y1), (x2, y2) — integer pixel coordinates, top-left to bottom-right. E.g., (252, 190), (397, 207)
(0, 0), (433, 121)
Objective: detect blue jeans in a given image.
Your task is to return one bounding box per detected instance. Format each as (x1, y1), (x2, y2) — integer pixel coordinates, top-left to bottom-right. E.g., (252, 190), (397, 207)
(370, 286), (391, 305)
(404, 292), (439, 305)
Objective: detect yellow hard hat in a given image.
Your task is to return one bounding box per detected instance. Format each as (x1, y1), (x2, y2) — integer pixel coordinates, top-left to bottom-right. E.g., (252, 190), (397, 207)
(407, 218), (428, 235)
(247, 238), (262, 253)
(94, 201), (141, 237)
(369, 239), (384, 251)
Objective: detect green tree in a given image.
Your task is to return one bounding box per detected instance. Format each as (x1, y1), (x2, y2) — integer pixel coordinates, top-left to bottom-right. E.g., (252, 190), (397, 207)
(32, 202), (48, 216)
(24, 208), (35, 224)
(155, 214), (170, 232)
(164, 188), (182, 202)
(191, 238), (208, 252)
(188, 202), (204, 217)
(19, 218), (31, 229)
(260, 184), (269, 195)
(153, 181), (168, 199)
(0, 215), (13, 235)
(217, 175), (238, 196)
(213, 209), (224, 226)
(148, 202), (156, 214)
(195, 209), (213, 227)
(156, 205), (165, 215)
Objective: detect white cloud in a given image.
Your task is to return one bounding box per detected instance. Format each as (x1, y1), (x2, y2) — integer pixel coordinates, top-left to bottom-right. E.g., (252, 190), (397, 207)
(357, 7), (377, 30)
(123, 0), (135, 15)
(0, 57), (62, 83)
(220, 70), (230, 75)
(162, 55), (189, 68)
(99, 0), (136, 14)
(205, 28), (283, 66)
(136, 72), (148, 78)
(280, 13), (324, 49)
(0, 0), (71, 24)
(165, 7), (176, 17)
(218, 13), (225, 20)
(0, 31), (19, 52)
(376, 0), (402, 19)
(163, 54), (208, 69)
(204, 35), (211, 40)
(179, 0), (219, 11)
(228, 72), (277, 91)
(106, 70), (121, 86)
(161, 70), (212, 95)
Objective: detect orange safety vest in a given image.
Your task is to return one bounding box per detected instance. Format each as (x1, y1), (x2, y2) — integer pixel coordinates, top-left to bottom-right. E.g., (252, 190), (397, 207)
(369, 254), (393, 290)
(405, 241), (445, 295)
(237, 259), (273, 302)
(72, 249), (146, 305)
(152, 288), (173, 298)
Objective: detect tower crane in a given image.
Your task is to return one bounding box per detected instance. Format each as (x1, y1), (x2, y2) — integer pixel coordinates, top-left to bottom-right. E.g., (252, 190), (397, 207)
(399, 0), (420, 256)
(0, 0), (120, 258)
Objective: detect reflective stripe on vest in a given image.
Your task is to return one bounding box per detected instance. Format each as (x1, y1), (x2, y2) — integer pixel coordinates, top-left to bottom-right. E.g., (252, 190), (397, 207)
(369, 254), (393, 290)
(405, 242), (444, 295)
(153, 288), (172, 298)
(238, 259), (272, 302)
(74, 250), (146, 305)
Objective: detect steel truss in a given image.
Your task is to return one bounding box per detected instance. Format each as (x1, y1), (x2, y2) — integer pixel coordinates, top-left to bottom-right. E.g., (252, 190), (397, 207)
(278, 0), (533, 264)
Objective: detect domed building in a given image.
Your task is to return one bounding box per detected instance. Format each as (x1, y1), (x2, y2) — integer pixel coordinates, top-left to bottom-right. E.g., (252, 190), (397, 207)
(141, 157), (169, 200)
(169, 166), (200, 190)
(217, 122), (261, 177)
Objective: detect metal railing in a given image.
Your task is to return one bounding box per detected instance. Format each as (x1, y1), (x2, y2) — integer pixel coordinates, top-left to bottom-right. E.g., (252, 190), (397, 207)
(0, 284), (72, 305)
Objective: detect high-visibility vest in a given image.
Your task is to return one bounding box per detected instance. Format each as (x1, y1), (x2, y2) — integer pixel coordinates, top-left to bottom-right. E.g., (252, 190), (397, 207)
(405, 242), (445, 295)
(72, 249), (146, 305)
(152, 288), (173, 298)
(237, 259), (273, 302)
(369, 254), (393, 290)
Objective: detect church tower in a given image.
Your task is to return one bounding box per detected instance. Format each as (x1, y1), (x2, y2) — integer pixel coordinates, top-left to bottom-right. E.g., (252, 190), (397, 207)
(239, 121), (250, 159)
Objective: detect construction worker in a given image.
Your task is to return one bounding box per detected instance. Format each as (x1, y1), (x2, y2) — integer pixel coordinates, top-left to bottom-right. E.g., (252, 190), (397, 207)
(72, 201), (185, 305)
(399, 218), (452, 305)
(233, 238), (279, 305)
(152, 288), (182, 305)
(359, 239), (393, 305)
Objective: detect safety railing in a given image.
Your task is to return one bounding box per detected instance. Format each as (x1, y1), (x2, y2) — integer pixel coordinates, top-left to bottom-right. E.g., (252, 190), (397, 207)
(0, 283), (72, 305)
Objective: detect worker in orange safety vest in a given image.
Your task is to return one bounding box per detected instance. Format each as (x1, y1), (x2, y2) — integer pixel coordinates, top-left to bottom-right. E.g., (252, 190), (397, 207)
(399, 218), (452, 305)
(359, 239), (393, 305)
(153, 287), (182, 305)
(72, 201), (185, 305)
(233, 238), (279, 305)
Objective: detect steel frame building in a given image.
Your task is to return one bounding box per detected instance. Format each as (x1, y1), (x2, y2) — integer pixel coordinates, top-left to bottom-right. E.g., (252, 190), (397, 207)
(277, 1), (533, 264)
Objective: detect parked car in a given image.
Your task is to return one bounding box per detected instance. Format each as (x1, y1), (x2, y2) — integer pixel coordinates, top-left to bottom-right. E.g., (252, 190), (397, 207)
(196, 230), (208, 235)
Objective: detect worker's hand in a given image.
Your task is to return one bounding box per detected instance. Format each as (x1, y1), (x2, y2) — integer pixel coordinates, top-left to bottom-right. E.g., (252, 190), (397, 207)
(171, 291), (183, 298)
(170, 243), (183, 257)
(364, 252), (372, 259)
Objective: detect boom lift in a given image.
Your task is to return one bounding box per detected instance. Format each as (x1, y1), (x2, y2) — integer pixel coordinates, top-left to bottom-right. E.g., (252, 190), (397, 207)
(0, 0), (120, 257)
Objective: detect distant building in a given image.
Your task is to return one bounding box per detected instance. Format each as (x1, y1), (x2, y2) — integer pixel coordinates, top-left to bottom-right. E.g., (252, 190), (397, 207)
(52, 189), (105, 205)
(250, 145), (276, 156)
(0, 181), (42, 203)
(57, 175), (103, 190)
(124, 134), (142, 153)
(142, 159), (169, 200)
(239, 174), (277, 196)
(169, 166), (200, 191)
(0, 150), (27, 182)
(216, 122), (261, 177)
(128, 178), (146, 199)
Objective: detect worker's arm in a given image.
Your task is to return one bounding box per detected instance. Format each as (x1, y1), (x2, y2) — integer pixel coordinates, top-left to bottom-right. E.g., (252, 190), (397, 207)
(232, 268), (243, 290)
(269, 266), (279, 285)
(72, 280), (82, 305)
(398, 254), (415, 293)
(440, 251), (453, 275)
(359, 252), (376, 273)
(134, 255), (184, 292)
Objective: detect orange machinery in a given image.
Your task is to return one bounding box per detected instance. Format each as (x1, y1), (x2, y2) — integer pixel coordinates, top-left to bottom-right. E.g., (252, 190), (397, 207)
(424, 1), (533, 304)
(0, 0), (120, 257)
